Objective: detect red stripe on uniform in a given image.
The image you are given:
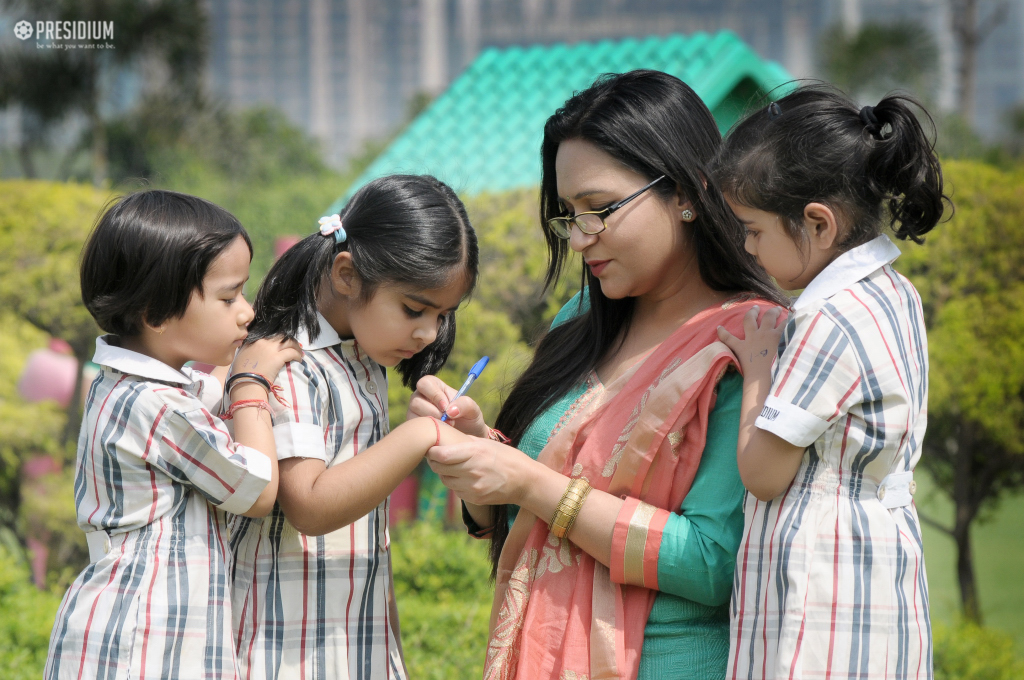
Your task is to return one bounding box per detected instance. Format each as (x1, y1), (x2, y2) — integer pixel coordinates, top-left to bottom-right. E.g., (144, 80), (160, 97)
(137, 518), (166, 679)
(160, 438), (237, 494)
(300, 533), (310, 679)
(774, 313), (824, 396)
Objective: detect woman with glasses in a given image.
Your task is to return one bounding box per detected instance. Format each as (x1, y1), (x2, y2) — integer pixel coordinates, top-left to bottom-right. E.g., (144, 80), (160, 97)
(411, 69), (787, 680)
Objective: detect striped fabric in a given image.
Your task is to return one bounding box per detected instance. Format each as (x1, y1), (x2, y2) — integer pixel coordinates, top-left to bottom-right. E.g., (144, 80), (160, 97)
(46, 336), (272, 680)
(728, 236), (932, 680)
(229, 313), (406, 680)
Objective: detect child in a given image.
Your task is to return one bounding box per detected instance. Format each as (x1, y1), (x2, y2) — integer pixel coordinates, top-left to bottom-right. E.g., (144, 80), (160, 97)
(714, 87), (946, 679)
(229, 174), (479, 679)
(46, 190), (302, 679)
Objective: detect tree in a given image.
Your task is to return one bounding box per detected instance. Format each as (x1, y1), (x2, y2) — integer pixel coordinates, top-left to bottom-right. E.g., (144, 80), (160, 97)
(0, 0), (207, 185)
(950, 0), (1010, 127)
(820, 21), (939, 104)
(895, 159), (1024, 622)
(0, 180), (110, 443)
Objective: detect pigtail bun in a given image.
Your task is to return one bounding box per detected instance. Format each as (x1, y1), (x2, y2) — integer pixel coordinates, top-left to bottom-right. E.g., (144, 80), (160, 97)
(249, 233), (341, 344)
(868, 94), (948, 243)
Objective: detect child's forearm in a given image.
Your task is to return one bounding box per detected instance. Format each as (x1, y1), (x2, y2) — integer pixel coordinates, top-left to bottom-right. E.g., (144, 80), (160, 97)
(736, 371), (806, 501)
(277, 418), (441, 535)
(231, 383), (280, 517)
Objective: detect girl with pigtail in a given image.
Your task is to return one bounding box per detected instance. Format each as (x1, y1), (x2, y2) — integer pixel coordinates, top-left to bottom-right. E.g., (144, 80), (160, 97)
(229, 174), (479, 680)
(713, 86), (947, 679)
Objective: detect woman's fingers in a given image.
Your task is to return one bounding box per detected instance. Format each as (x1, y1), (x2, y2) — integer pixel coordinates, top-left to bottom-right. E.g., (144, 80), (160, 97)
(425, 443), (476, 466)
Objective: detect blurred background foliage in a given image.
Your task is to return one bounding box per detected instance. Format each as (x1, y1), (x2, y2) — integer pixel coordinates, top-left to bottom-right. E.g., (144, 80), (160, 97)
(0, 6), (1022, 678)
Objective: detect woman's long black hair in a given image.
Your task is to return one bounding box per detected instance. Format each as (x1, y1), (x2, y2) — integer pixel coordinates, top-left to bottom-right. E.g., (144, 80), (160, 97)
(487, 70), (787, 573)
(248, 174), (478, 387)
(712, 84), (948, 248)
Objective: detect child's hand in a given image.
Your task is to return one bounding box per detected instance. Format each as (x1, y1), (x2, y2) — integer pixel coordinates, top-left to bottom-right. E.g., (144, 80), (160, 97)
(232, 337), (303, 384)
(407, 376), (488, 438)
(717, 305), (785, 374)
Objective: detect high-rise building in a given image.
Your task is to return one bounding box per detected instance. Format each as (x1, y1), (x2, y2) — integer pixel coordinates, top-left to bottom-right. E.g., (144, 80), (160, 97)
(204, 0), (834, 166)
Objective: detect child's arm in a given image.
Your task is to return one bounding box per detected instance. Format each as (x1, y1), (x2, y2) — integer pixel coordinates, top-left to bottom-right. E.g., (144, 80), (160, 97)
(277, 418), (471, 536)
(407, 375), (495, 530)
(718, 306), (806, 502)
(230, 338), (303, 517)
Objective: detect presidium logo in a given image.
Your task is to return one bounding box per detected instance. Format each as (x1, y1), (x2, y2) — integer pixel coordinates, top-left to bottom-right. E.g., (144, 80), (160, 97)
(13, 19), (114, 48)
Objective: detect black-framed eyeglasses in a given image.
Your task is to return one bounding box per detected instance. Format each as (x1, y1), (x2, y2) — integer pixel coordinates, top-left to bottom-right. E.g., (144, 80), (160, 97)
(546, 175), (666, 240)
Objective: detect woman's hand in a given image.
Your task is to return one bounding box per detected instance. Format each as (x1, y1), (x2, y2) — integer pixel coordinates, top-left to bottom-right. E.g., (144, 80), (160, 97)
(426, 438), (529, 507)
(408, 376), (489, 438)
(232, 337), (303, 384)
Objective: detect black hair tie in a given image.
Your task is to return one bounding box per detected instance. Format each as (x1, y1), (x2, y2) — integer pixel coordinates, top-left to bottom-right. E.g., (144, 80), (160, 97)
(859, 105), (882, 139)
(767, 102), (782, 120)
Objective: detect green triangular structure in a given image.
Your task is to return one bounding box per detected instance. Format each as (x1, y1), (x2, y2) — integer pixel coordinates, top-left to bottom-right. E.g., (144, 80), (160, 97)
(327, 30), (793, 213)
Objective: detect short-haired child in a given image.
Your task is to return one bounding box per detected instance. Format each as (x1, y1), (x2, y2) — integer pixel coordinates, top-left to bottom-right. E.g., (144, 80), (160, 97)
(45, 190), (301, 679)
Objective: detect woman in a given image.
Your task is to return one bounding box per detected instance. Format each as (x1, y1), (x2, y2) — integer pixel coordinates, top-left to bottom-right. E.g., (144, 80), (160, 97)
(411, 70), (787, 680)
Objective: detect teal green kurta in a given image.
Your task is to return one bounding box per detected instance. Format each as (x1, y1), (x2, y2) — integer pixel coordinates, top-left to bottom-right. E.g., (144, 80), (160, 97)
(512, 292), (746, 679)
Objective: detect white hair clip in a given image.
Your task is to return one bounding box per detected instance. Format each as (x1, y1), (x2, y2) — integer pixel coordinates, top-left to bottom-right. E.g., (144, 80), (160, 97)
(318, 214), (347, 243)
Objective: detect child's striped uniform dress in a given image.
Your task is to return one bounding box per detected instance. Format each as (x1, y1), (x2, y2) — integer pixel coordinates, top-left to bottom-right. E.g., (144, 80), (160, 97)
(728, 235), (932, 680)
(45, 336), (273, 680)
(229, 312), (407, 680)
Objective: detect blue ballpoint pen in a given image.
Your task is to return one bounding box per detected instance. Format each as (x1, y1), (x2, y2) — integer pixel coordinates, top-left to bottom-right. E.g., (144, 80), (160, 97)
(440, 356), (490, 422)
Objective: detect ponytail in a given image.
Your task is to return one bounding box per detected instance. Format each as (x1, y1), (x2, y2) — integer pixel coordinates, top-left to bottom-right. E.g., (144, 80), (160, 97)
(868, 94), (946, 243)
(713, 83), (950, 250)
(248, 175), (478, 387)
(249, 233), (337, 344)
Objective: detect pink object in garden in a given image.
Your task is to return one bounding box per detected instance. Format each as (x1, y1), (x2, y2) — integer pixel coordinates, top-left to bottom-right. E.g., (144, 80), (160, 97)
(18, 341), (79, 408)
(274, 235), (302, 260)
(390, 474), (419, 524)
(27, 537), (48, 589)
(23, 455), (60, 588)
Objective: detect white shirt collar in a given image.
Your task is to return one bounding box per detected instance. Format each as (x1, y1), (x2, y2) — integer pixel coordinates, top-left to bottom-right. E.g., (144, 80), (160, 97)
(296, 312), (351, 351)
(793, 234), (901, 310)
(92, 336), (196, 385)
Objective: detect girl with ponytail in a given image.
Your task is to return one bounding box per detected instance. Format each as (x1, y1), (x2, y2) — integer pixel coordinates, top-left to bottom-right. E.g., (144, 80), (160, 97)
(713, 85), (947, 679)
(230, 175), (479, 680)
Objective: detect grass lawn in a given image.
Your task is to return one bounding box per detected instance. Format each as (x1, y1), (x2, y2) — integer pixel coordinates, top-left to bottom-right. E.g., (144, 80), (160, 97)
(915, 472), (1024, 650)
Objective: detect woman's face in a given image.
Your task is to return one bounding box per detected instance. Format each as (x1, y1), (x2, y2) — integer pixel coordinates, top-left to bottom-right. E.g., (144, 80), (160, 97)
(554, 139), (692, 301)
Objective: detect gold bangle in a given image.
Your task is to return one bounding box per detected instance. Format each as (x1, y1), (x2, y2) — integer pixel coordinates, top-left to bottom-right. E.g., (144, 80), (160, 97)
(549, 477), (591, 540)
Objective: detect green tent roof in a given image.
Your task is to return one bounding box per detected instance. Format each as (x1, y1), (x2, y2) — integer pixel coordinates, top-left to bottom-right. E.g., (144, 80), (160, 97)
(327, 30), (793, 212)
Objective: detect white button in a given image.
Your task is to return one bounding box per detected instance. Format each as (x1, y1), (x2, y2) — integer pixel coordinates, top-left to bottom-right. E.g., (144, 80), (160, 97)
(365, 381), (378, 394)
(909, 480), (917, 495)
(877, 486), (886, 501)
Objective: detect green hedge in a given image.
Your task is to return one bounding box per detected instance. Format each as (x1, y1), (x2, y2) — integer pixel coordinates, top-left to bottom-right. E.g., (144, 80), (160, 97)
(391, 521), (493, 679)
(0, 532), (64, 680)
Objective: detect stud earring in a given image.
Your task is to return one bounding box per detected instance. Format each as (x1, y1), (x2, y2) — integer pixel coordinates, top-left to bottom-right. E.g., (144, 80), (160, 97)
(681, 209), (695, 222)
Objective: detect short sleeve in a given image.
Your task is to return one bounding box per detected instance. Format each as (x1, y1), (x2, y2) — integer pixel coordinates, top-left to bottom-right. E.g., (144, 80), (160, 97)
(157, 406), (271, 515)
(756, 307), (863, 447)
(271, 359), (329, 462)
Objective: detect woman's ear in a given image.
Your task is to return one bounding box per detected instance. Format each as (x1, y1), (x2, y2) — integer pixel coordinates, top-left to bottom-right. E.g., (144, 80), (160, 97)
(803, 202), (839, 252)
(673, 192), (697, 222)
(330, 251), (359, 297)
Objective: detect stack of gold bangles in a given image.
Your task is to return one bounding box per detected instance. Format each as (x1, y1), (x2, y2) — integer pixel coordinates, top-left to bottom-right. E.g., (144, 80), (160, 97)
(549, 477), (592, 539)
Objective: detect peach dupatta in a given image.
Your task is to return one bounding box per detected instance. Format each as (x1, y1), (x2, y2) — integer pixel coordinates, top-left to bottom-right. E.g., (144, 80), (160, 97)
(483, 299), (762, 680)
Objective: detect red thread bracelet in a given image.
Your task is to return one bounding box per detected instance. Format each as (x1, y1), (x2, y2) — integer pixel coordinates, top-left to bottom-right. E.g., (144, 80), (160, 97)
(431, 417), (442, 447)
(487, 427), (511, 444)
(221, 399), (272, 421)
